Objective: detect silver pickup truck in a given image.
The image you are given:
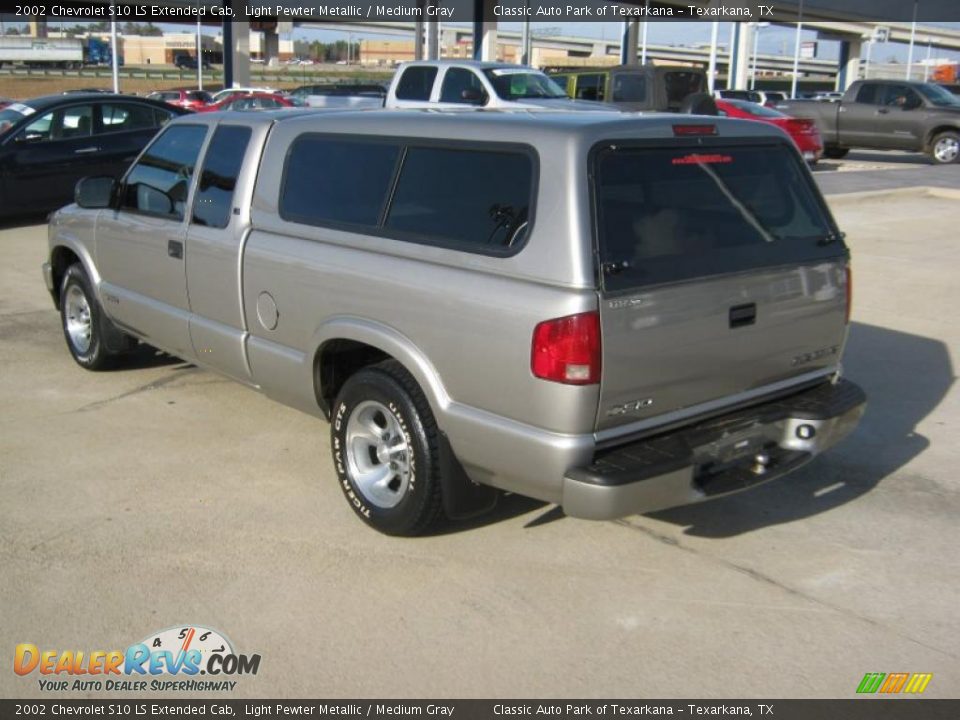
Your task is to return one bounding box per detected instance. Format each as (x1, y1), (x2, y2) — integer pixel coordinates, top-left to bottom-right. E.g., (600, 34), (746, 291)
(43, 109), (865, 535)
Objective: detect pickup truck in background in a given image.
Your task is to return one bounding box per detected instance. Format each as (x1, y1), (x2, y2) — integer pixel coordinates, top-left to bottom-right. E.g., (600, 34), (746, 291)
(777, 79), (960, 164)
(43, 108), (865, 535)
(300, 60), (612, 112)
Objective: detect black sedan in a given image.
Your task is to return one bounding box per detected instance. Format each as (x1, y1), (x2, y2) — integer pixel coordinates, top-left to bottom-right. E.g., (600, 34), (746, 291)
(0, 94), (187, 218)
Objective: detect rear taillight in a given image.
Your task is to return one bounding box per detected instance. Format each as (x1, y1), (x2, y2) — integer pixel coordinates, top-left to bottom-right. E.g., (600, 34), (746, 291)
(845, 265), (852, 324)
(531, 311), (601, 385)
(787, 119), (817, 135)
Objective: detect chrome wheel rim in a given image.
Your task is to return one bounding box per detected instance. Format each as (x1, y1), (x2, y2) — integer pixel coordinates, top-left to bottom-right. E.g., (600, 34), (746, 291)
(934, 137), (959, 163)
(64, 285), (92, 354)
(344, 400), (411, 509)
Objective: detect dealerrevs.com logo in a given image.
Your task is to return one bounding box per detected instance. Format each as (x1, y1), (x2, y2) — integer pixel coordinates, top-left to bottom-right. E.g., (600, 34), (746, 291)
(14, 625), (261, 692)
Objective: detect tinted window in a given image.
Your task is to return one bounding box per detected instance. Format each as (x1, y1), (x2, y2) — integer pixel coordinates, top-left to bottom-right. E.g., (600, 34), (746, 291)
(664, 71), (704, 107)
(880, 84), (920, 108)
(612, 73), (646, 102)
(575, 74), (605, 101)
(594, 144), (840, 291)
(281, 137), (400, 226)
(99, 103), (158, 134)
(386, 147), (533, 250)
(855, 83), (880, 104)
(395, 66), (437, 101)
(440, 68), (486, 104)
(20, 105), (93, 142)
(187, 91), (213, 103)
(192, 125), (251, 229)
(120, 125), (207, 220)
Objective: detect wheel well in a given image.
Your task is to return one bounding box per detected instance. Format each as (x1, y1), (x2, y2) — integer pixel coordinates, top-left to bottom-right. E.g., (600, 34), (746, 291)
(925, 125), (960, 150)
(315, 340), (392, 418)
(49, 246), (81, 310)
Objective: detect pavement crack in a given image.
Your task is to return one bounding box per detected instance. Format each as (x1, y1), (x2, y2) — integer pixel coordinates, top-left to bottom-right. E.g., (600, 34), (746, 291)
(615, 518), (959, 661)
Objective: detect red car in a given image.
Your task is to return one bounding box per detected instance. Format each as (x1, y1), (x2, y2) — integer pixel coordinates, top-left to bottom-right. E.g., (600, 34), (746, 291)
(146, 89), (214, 111)
(715, 98), (823, 163)
(196, 92), (296, 112)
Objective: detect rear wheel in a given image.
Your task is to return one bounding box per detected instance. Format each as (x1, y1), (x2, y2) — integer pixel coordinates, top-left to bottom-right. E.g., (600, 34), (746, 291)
(930, 131), (960, 165)
(823, 146), (849, 160)
(330, 360), (443, 536)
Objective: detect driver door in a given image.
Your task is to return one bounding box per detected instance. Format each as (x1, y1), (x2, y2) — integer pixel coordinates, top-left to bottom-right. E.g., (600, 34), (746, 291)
(96, 123), (209, 358)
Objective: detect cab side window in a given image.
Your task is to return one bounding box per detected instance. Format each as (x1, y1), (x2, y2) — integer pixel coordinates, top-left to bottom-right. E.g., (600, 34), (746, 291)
(395, 66), (437, 101)
(439, 68), (486, 104)
(855, 83), (881, 105)
(119, 125), (207, 220)
(192, 125), (252, 229)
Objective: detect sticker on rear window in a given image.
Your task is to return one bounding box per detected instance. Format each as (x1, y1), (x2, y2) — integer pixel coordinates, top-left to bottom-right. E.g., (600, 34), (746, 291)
(671, 153), (733, 165)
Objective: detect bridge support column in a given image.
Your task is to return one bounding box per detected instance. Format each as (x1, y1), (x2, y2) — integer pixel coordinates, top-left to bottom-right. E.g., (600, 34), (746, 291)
(426, 9), (440, 60)
(620, 21), (639, 65)
(472, 0), (497, 61)
(836, 38), (861, 91)
(224, 11), (251, 89)
(263, 27), (279, 66)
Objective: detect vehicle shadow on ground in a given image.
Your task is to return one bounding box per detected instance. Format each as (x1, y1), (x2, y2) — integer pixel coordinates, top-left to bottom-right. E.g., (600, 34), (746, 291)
(646, 321), (953, 538)
(425, 493), (551, 536)
(119, 343), (189, 371)
(814, 152), (931, 172)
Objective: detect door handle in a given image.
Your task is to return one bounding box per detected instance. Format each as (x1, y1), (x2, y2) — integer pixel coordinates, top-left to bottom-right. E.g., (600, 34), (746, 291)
(877, 108), (890, 114)
(729, 303), (757, 329)
(74, 146), (101, 154)
(168, 240), (183, 259)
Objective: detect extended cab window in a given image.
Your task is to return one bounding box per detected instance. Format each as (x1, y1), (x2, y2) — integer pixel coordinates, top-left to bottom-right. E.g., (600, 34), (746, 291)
(594, 143), (843, 291)
(192, 125), (251, 229)
(281, 137), (400, 226)
(395, 67), (437, 101)
(855, 83), (881, 104)
(385, 147), (533, 250)
(119, 124), (207, 220)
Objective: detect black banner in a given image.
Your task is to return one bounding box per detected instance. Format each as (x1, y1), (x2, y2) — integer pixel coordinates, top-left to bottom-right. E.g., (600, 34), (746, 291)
(1, 700), (959, 720)
(0, 1), (958, 23)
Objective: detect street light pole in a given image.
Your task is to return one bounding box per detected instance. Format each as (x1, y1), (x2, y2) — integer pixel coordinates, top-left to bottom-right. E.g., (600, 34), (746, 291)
(195, 6), (202, 91)
(707, 21), (719, 94)
(790, 0), (804, 99)
(109, 5), (119, 94)
(906, 1), (918, 80)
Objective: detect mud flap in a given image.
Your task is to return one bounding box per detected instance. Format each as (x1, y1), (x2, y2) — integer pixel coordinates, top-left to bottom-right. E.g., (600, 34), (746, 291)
(438, 431), (498, 520)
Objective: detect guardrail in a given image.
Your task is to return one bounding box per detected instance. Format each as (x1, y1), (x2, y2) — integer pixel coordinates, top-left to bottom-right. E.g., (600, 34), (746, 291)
(0, 66), (392, 83)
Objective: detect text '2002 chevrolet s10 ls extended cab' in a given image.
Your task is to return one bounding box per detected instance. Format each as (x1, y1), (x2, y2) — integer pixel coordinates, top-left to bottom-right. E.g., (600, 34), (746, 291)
(43, 108), (866, 535)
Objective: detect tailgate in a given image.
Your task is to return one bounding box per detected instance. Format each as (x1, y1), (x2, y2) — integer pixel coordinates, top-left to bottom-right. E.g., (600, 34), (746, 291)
(592, 139), (849, 434)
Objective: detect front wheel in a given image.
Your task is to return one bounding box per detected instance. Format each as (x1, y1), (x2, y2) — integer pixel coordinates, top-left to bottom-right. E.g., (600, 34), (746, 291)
(330, 360), (443, 536)
(930, 131), (960, 165)
(59, 263), (129, 370)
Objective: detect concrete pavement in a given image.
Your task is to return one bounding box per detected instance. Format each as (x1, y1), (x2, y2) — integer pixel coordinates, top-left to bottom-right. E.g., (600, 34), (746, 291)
(1, 187), (958, 699)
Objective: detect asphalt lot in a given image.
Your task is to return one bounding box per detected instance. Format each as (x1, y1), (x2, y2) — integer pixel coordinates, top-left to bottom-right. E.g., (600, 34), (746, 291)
(1, 167), (959, 699)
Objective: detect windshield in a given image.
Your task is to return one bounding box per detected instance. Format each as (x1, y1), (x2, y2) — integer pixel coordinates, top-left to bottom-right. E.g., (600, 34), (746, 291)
(0, 102), (35, 135)
(594, 143), (842, 291)
(482, 69), (568, 100)
(916, 83), (960, 107)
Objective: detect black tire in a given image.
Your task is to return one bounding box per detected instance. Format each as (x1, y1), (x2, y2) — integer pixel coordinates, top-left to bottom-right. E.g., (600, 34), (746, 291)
(59, 263), (128, 370)
(823, 146), (849, 160)
(929, 131), (960, 165)
(330, 360), (443, 536)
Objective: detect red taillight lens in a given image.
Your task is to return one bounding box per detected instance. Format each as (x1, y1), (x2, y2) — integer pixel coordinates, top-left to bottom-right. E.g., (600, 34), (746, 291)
(845, 265), (852, 324)
(531, 311), (601, 385)
(786, 119), (817, 135)
(672, 124), (717, 137)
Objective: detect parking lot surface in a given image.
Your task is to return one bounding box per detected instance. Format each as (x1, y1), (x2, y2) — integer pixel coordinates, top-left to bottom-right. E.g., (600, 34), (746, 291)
(1, 171), (958, 698)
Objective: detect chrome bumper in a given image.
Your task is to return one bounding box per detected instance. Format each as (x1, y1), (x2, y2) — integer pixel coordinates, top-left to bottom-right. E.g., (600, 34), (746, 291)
(562, 379), (866, 520)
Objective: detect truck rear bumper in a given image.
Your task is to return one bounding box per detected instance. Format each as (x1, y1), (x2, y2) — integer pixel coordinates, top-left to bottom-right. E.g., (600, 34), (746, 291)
(562, 379), (866, 520)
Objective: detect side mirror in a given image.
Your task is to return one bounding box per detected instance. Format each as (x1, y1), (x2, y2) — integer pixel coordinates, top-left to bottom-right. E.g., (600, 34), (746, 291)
(75, 176), (117, 209)
(461, 88), (486, 105)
